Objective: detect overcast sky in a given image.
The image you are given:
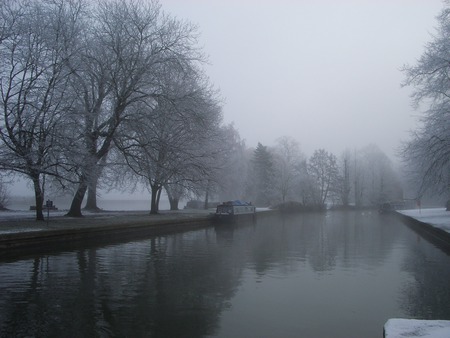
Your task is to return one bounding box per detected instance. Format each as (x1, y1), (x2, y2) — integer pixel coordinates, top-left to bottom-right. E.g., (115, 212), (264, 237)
(162, 0), (443, 159)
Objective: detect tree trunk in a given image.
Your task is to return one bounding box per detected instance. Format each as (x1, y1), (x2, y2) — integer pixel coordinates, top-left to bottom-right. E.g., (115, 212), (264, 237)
(342, 158), (350, 207)
(204, 180), (210, 210)
(204, 192), (209, 210)
(156, 187), (162, 213)
(32, 175), (45, 221)
(150, 185), (159, 215)
(169, 197), (179, 210)
(84, 184), (100, 211)
(84, 154), (107, 211)
(66, 180), (88, 217)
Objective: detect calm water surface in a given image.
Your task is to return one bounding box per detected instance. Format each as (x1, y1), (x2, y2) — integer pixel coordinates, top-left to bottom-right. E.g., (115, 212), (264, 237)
(1, 211), (450, 337)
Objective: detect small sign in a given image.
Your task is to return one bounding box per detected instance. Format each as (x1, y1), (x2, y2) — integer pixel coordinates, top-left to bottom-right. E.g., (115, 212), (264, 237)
(46, 200), (53, 208)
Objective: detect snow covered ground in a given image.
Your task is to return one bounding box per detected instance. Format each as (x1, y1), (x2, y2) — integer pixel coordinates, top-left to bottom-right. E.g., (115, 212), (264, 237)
(384, 318), (450, 338)
(384, 208), (450, 337)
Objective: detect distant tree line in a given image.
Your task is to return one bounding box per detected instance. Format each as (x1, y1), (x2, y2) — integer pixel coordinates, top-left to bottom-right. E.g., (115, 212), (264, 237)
(213, 137), (403, 210)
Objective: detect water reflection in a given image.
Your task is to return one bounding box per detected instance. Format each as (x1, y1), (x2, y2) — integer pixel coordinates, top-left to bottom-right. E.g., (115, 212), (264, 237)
(0, 231), (241, 337)
(0, 211), (449, 337)
(400, 235), (450, 319)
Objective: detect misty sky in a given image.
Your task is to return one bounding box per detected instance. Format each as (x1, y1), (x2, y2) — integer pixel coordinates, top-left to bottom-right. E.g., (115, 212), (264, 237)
(162, 0), (443, 159)
(9, 0), (445, 197)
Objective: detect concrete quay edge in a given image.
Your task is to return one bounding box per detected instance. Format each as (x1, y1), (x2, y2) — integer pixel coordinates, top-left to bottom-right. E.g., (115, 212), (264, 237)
(0, 209), (279, 257)
(0, 214), (212, 255)
(395, 210), (450, 255)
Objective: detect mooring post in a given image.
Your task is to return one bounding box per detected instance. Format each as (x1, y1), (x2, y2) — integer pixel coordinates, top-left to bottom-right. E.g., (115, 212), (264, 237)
(46, 199), (53, 225)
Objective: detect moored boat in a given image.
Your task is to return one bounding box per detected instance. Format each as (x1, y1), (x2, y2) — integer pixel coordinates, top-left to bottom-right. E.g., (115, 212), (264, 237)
(214, 200), (256, 223)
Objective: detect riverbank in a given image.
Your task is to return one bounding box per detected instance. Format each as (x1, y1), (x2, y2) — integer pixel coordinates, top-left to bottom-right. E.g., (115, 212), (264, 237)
(384, 208), (450, 338)
(396, 208), (450, 251)
(0, 208), (277, 257)
(0, 209), (214, 256)
(397, 208), (450, 234)
(0, 209), (212, 233)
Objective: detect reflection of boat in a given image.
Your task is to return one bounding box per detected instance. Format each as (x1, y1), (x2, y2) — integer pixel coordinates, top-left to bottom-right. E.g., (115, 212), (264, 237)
(214, 200), (256, 223)
(378, 202), (393, 214)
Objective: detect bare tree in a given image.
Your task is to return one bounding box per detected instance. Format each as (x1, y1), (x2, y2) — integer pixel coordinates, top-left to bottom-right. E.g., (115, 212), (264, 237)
(307, 149), (339, 209)
(401, 3), (450, 208)
(294, 158), (310, 206)
(115, 65), (223, 214)
(194, 123), (246, 209)
(210, 124), (248, 203)
(63, 0), (204, 216)
(338, 150), (352, 207)
(0, 0), (18, 44)
(0, 0), (83, 220)
(351, 148), (366, 208)
(164, 179), (187, 210)
(360, 145), (401, 206)
(345, 145), (403, 208)
(273, 136), (303, 203)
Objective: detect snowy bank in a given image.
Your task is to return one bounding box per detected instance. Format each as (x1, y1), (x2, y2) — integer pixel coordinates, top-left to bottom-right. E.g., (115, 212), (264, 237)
(397, 208), (450, 234)
(384, 318), (450, 338)
(384, 209), (450, 337)
(396, 208), (450, 250)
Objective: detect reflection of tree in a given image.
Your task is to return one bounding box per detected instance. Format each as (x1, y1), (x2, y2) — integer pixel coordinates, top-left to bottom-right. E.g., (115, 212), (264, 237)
(98, 231), (246, 337)
(337, 212), (399, 271)
(0, 254), (99, 336)
(243, 211), (400, 278)
(76, 249), (114, 336)
(0, 258), (56, 336)
(80, 235), (221, 336)
(0, 229), (245, 337)
(400, 238), (450, 319)
(308, 213), (337, 272)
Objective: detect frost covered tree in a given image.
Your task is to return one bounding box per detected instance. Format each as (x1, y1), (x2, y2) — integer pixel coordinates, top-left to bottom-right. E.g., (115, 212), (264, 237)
(61, 0), (204, 216)
(190, 122), (237, 210)
(337, 150), (352, 207)
(212, 124), (249, 203)
(114, 64), (223, 214)
(164, 180), (186, 211)
(0, 0), (225, 218)
(307, 149), (339, 208)
(294, 158), (311, 206)
(360, 145), (402, 206)
(347, 145), (402, 208)
(273, 136), (304, 203)
(0, 0), (83, 220)
(401, 2), (450, 208)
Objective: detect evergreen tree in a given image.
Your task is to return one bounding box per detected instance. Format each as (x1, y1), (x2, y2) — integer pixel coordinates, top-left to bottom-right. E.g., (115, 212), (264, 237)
(248, 143), (275, 206)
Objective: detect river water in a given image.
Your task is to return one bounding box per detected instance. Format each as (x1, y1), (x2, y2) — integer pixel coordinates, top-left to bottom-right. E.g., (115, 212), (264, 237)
(1, 211), (450, 337)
